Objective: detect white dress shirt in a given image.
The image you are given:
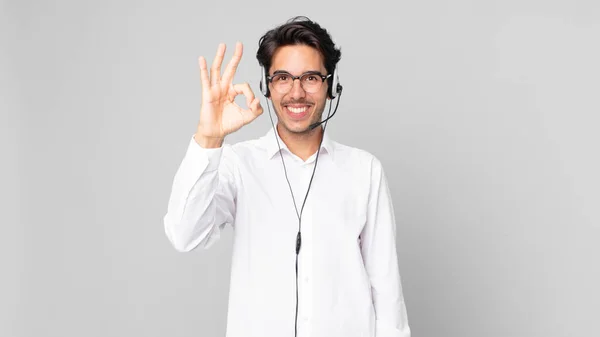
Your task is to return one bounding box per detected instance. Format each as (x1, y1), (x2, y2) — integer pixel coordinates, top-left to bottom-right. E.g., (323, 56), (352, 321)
(164, 127), (410, 337)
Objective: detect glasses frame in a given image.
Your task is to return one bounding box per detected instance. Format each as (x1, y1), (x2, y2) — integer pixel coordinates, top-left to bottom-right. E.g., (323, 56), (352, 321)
(266, 71), (332, 94)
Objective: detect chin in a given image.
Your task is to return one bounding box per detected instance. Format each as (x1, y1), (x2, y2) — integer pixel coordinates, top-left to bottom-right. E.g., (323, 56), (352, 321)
(281, 121), (313, 134)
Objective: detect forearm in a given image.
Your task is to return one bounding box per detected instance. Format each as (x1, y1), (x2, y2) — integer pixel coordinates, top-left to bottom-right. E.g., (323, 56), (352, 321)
(163, 136), (234, 252)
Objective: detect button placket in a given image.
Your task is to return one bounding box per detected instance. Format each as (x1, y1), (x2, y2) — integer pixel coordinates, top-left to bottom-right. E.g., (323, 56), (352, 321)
(297, 153), (317, 337)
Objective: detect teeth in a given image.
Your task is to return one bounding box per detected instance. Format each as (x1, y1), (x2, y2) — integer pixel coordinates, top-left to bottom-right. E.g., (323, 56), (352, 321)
(287, 106), (308, 114)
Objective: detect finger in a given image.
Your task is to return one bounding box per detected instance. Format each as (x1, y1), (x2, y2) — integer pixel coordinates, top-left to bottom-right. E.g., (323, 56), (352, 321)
(210, 43), (226, 86)
(240, 97), (263, 123)
(232, 82), (256, 108)
(249, 97), (264, 117)
(221, 42), (243, 85)
(198, 56), (209, 91)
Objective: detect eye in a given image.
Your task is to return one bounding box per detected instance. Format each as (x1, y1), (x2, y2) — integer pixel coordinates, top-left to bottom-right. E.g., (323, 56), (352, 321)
(305, 75), (319, 82)
(274, 74), (288, 82)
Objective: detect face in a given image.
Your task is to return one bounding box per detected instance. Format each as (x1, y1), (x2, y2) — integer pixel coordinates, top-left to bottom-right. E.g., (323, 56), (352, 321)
(268, 45), (329, 135)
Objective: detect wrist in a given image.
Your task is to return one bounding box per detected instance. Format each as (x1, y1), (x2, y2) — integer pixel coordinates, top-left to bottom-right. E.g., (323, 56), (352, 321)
(194, 133), (224, 148)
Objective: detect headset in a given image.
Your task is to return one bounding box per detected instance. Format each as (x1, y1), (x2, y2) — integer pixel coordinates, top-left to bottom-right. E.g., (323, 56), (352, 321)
(259, 62), (343, 337)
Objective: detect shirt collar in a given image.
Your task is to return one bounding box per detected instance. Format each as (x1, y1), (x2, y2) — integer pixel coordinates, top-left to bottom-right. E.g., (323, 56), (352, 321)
(261, 127), (335, 161)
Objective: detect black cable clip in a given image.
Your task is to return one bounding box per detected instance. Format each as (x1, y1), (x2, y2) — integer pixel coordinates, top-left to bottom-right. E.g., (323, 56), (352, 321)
(295, 232), (302, 254)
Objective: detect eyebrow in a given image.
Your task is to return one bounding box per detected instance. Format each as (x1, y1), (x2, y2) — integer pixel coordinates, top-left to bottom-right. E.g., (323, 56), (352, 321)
(271, 70), (324, 75)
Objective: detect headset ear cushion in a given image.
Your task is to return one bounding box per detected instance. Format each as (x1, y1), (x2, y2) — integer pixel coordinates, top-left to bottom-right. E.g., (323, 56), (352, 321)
(330, 67), (340, 99)
(260, 66), (269, 97)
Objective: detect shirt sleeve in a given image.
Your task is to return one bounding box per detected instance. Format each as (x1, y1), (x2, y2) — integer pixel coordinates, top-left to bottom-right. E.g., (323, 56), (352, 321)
(360, 158), (411, 337)
(163, 135), (237, 252)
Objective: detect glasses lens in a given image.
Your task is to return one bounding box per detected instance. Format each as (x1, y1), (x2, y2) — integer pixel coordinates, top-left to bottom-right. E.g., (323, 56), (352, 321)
(271, 74), (291, 94)
(300, 73), (323, 93)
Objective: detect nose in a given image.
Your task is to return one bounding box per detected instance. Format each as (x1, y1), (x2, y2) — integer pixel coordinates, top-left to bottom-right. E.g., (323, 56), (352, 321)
(288, 78), (306, 100)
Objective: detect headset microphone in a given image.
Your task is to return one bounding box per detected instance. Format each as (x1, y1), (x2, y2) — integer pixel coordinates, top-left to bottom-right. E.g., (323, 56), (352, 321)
(309, 84), (343, 130)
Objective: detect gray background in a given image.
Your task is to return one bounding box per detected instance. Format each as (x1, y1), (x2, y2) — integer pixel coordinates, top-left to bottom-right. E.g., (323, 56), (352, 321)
(2, 0), (599, 336)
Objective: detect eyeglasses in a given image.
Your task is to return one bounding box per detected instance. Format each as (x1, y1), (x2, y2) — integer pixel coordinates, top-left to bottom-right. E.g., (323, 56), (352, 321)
(267, 71), (331, 94)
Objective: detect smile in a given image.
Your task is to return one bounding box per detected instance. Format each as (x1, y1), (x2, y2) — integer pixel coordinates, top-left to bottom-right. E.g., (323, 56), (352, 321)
(288, 106), (308, 113)
(283, 104), (312, 120)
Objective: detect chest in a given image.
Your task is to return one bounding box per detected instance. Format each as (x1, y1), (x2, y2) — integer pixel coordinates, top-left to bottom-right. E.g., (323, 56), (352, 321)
(235, 157), (370, 242)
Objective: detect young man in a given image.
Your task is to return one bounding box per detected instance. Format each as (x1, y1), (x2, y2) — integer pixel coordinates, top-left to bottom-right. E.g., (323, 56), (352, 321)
(164, 17), (410, 337)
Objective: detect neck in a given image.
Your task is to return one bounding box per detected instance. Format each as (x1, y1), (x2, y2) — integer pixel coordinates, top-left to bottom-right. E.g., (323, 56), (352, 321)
(277, 124), (323, 162)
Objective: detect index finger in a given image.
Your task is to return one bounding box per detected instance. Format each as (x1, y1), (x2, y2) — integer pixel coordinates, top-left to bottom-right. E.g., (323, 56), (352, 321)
(221, 42), (243, 85)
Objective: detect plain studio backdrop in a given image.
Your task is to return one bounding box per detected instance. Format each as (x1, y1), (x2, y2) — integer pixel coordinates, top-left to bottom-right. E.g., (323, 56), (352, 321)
(2, 0), (599, 336)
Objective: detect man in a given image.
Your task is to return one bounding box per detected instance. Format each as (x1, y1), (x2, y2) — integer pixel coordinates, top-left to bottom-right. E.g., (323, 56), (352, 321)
(164, 16), (410, 337)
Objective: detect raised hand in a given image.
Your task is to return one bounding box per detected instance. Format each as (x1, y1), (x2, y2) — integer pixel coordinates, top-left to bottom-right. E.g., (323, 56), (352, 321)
(194, 42), (263, 148)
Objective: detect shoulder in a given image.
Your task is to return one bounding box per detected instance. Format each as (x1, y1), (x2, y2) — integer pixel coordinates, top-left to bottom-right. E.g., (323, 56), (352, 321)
(219, 135), (268, 165)
(332, 140), (383, 172)
(331, 141), (388, 204)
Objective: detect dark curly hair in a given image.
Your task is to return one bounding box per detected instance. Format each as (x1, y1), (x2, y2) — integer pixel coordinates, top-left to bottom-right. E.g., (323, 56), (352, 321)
(256, 16), (342, 89)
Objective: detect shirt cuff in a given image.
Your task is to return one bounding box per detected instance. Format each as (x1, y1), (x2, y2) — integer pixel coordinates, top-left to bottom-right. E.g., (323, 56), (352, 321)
(375, 320), (411, 337)
(185, 135), (224, 172)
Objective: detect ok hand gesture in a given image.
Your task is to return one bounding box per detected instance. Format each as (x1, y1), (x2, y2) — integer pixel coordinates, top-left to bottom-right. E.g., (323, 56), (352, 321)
(194, 43), (263, 148)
